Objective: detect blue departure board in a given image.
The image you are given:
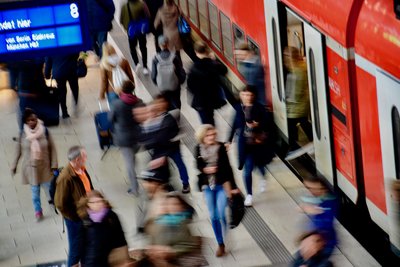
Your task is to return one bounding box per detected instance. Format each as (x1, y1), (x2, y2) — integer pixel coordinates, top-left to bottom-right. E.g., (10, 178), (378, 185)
(0, 0), (90, 61)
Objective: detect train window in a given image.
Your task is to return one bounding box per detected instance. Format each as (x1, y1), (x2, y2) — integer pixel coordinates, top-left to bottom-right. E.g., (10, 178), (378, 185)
(272, 18), (283, 101)
(188, 0), (199, 26)
(247, 37), (260, 56)
(233, 24), (245, 49)
(392, 107), (400, 179)
(220, 12), (234, 64)
(198, 0), (210, 37)
(179, 0), (189, 16)
(309, 48), (322, 140)
(208, 1), (221, 49)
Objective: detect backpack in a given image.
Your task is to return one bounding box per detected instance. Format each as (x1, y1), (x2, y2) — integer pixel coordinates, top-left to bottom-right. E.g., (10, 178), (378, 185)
(156, 52), (179, 91)
(48, 167), (64, 213)
(111, 63), (129, 94)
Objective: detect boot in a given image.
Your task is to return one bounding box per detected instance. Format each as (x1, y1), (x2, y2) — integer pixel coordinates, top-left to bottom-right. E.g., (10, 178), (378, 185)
(216, 244), (225, 257)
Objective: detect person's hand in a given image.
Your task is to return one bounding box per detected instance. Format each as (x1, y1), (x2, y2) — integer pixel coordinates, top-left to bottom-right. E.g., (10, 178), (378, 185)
(224, 142), (231, 151)
(299, 203), (323, 215)
(246, 121), (259, 128)
(203, 166), (217, 174)
(149, 157), (167, 169)
(99, 95), (105, 100)
(231, 188), (240, 195)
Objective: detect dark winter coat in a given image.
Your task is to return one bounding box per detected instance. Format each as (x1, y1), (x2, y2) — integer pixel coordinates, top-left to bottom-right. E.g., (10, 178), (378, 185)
(195, 142), (238, 190)
(10, 59), (46, 95)
(80, 210), (127, 267)
(109, 97), (143, 147)
(144, 0), (163, 31)
(187, 57), (227, 110)
(86, 0), (115, 32)
(44, 54), (79, 80)
(228, 102), (274, 170)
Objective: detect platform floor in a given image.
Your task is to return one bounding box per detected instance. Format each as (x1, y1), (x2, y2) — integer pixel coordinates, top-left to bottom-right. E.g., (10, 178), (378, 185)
(0, 25), (380, 267)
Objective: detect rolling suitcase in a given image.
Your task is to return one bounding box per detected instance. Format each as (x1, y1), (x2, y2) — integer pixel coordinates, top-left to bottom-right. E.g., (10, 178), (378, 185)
(94, 101), (112, 159)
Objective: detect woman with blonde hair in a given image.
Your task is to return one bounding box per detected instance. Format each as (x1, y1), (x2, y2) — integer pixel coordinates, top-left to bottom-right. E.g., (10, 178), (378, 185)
(77, 190), (131, 267)
(100, 42), (134, 107)
(195, 125), (238, 257)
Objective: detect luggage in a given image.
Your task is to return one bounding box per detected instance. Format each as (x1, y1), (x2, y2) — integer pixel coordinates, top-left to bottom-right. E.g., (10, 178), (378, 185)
(94, 101), (112, 151)
(229, 192), (245, 229)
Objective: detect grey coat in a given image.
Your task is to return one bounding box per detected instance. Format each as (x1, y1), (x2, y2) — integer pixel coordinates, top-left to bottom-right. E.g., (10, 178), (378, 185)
(12, 130), (58, 185)
(154, 4), (182, 51)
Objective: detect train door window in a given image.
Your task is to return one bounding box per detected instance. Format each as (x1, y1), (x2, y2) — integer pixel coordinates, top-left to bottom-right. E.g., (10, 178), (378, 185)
(308, 48), (322, 140)
(208, 1), (221, 49)
(392, 107), (400, 179)
(272, 18), (283, 101)
(198, 0), (209, 37)
(220, 12), (234, 64)
(188, 0), (199, 26)
(179, 0), (189, 16)
(233, 24), (245, 66)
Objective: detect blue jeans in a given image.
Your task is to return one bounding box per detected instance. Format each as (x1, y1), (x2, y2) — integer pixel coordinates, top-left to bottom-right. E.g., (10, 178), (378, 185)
(107, 91), (119, 110)
(169, 148), (189, 186)
(90, 31), (108, 58)
(65, 218), (83, 267)
(204, 185), (227, 245)
(31, 181), (50, 213)
(243, 153), (265, 195)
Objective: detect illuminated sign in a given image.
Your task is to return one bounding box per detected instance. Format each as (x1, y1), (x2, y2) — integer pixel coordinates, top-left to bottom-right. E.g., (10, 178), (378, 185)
(0, 0), (90, 61)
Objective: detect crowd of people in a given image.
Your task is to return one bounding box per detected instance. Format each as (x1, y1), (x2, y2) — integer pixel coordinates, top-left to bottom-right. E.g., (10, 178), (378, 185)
(4, 0), (339, 266)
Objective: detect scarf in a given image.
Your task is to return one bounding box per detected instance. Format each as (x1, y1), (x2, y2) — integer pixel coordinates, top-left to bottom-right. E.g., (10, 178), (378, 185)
(24, 120), (45, 160)
(88, 208), (109, 223)
(120, 92), (138, 105)
(199, 143), (220, 166)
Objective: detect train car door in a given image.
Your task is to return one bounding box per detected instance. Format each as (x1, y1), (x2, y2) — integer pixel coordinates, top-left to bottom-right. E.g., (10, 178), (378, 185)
(264, 0), (288, 139)
(303, 24), (334, 184)
(376, 70), (400, 252)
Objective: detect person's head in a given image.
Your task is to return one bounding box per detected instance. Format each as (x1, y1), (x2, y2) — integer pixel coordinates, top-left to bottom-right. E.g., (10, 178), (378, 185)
(284, 46), (302, 70)
(121, 80), (135, 94)
(68, 145), (87, 169)
(23, 108), (38, 129)
(101, 42), (118, 70)
(140, 170), (168, 198)
(235, 42), (254, 61)
(77, 190), (112, 219)
(239, 85), (257, 106)
(132, 104), (149, 123)
(151, 94), (169, 115)
(196, 124), (217, 145)
(303, 176), (330, 197)
(166, 192), (194, 215)
(158, 35), (169, 50)
(194, 41), (210, 58)
(298, 231), (326, 260)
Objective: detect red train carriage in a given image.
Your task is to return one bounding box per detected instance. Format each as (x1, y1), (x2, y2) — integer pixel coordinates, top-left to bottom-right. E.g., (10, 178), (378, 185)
(175, 0), (400, 260)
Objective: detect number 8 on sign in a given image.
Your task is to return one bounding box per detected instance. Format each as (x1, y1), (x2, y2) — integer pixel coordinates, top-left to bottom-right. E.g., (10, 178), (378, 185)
(70, 3), (79, 19)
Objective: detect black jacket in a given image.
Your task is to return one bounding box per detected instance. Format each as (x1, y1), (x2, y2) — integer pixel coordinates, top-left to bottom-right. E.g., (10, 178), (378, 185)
(81, 210), (127, 267)
(195, 142), (237, 190)
(44, 54), (79, 80)
(86, 0), (115, 32)
(187, 57), (227, 110)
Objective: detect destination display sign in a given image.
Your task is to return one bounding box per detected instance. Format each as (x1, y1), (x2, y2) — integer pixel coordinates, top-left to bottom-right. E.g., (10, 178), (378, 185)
(0, 0), (90, 61)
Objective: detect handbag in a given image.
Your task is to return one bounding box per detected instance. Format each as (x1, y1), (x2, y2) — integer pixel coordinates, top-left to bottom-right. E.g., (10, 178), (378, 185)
(127, 3), (150, 39)
(76, 58), (87, 78)
(177, 15), (191, 35)
(111, 64), (129, 94)
(229, 192), (245, 229)
(108, 245), (132, 267)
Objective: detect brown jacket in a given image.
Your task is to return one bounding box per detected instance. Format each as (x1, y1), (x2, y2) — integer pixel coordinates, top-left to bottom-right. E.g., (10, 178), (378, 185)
(100, 58), (134, 99)
(154, 4), (182, 51)
(54, 164), (93, 221)
(12, 128), (58, 185)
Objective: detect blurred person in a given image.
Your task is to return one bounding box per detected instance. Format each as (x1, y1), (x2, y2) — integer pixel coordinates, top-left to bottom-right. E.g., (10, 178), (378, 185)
(235, 43), (267, 107)
(100, 42), (134, 107)
(11, 108), (58, 221)
(195, 125), (239, 257)
(141, 95), (191, 193)
(187, 41), (227, 125)
(77, 190), (131, 267)
(151, 35), (186, 110)
(391, 180), (400, 257)
(154, 0), (182, 55)
(291, 231), (333, 267)
(143, 192), (201, 267)
(283, 46), (313, 160)
(120, 0), (151, 74)
(109, 81), (143, 196)
(86, 0), (115, 58)
(300, 176), (337, 258)
(227, 86), (274, 207)
(44, 53), (80, 119)
(55, 146), (94, 267)
(144, 0), (164, 52)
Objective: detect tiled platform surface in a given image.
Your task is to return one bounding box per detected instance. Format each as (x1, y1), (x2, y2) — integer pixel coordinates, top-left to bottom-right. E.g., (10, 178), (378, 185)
(0, 31), (379, 267)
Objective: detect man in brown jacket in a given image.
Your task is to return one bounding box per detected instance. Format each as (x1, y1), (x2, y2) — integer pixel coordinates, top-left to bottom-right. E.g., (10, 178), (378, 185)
(55, 146), (93, 267)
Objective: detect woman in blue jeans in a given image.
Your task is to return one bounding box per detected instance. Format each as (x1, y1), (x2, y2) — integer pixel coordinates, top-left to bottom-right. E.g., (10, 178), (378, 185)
(195, 124), (239, 257)
(11, 108), (58, 221)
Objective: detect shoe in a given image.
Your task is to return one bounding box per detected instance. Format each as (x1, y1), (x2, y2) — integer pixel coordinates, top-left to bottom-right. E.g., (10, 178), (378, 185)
(142, 67), (149, 75)
(244, 195), (253, 207)
(62, 113), (70, 119)
(182, 184), (191, 194)
(259, 180), (266, 193)
(35, 211), (43, 222)
(216, 244), (225, 257)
